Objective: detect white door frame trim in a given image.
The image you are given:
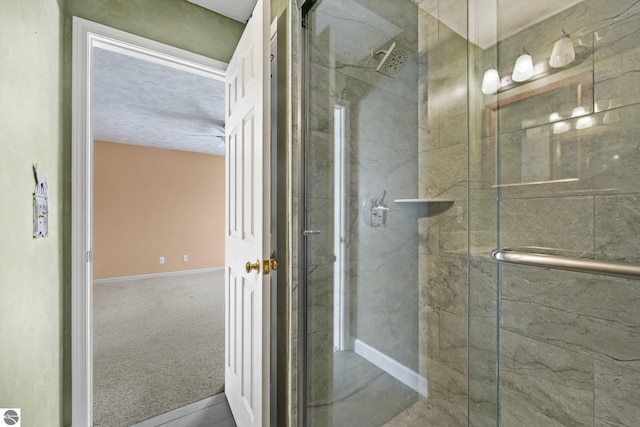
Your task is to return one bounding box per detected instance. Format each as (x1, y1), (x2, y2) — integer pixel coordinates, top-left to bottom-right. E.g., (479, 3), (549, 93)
(71, 17), (227, 426)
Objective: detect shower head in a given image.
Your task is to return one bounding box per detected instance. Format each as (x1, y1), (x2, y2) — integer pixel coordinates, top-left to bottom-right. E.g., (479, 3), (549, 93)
(375, 41), (397, 71)
(373, 41), (409, 76)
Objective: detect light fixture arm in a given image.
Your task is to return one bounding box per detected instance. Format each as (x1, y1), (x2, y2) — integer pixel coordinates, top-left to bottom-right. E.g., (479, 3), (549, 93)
(576, 82), (582, 107)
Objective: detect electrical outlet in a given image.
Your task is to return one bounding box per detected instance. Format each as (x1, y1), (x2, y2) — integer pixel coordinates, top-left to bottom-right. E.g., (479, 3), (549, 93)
(159, 256), (165, 265)
(183, 254), (188, 262)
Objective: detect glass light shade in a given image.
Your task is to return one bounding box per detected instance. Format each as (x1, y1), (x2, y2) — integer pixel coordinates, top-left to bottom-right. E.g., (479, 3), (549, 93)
(553, 121), (570, 134)
(481, 69), (501, 94)
(576, 116), (594, 129)
(603, 111), (619, 124)
(550, 112), (570, 134)
(512, 54), (534, 82)
(603, 100), (620, 124)
(572, 106), (587, 117)
(549, 34), (575, 68)
(572, 106), (593, 129)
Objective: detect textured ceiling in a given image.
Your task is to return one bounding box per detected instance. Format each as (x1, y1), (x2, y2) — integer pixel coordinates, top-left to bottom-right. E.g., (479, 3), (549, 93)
(92, 47), (226, 156)
(91, 0), (582, 158)
(186, 0), (258, 23)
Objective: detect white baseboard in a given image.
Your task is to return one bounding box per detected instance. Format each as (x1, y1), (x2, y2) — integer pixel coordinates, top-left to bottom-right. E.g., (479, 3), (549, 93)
(353, 338), (428, 397)
(131, 392), (228, 427)
(93, 266), (224, 284)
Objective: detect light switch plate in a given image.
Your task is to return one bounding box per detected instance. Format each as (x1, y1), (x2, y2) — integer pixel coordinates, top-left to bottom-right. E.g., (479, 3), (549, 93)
(33, 164), (49, 238)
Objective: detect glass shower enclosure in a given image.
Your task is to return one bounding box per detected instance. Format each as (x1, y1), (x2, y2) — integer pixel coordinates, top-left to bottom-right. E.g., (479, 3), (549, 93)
(300, 0), (640, 425)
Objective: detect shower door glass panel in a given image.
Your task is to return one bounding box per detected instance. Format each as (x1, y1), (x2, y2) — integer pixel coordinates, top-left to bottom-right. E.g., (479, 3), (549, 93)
(303, 0), (470, 425)
(303, 0), (421, 425)
(469, 0), (640, 425)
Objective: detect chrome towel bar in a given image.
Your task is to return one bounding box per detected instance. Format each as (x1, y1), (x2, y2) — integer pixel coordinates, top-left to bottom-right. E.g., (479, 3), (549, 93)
(491, 248), (640, 280)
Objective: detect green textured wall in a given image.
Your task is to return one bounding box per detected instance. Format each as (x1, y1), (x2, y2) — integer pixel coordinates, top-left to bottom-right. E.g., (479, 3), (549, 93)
(60, 2), (244, 425)
(65, 0), (245, 61)
(0, 1), (65, 426)
(271, 0), (288, 21)
(1, 0), (248, 425)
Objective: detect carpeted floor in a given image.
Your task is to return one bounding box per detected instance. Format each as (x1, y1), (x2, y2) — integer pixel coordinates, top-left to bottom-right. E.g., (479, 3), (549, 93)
(93, 270), (225, 427)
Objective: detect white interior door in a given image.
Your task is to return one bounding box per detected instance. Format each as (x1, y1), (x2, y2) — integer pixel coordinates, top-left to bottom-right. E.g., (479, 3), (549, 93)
(224, 0), (270, 425)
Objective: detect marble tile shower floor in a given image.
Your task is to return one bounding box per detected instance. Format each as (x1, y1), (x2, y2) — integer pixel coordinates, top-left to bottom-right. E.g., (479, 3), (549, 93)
(383, 397), (467, 427)
(310, 350), (423, 426)
(308, 351), (466, 426)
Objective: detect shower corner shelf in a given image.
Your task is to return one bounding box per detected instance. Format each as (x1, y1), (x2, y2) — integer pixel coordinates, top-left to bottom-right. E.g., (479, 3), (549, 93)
(394, 198), (455, 204)
(394, 198), (455, 217)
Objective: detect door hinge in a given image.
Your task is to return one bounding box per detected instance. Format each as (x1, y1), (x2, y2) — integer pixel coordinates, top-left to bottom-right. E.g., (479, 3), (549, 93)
(86, 250), (93, 263)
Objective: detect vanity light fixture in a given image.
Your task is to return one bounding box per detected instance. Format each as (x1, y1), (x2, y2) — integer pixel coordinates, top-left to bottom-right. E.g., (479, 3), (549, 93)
(550, 112), (570, 134)
(481, 68), (501, 94)
(572, 106), (587, 117)
(603, 99), (620, 124)
(572, 83), (593, 129)
(549, 30), (576, 68)
(575, 110), (594, 129)
(512, 49), (534, 82)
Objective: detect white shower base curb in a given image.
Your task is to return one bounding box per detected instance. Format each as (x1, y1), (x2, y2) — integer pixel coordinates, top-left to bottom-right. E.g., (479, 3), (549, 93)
(353, 338), (428, 397)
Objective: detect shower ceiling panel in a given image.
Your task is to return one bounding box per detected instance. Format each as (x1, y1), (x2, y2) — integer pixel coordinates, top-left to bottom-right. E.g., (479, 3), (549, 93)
(417, 0), (584, 48)
(312, 0), (403, 64)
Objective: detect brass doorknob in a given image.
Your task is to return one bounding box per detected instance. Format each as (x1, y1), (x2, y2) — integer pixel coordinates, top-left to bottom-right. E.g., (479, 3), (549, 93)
(262, 258), (279, 275)
(246, 259), (261, 273)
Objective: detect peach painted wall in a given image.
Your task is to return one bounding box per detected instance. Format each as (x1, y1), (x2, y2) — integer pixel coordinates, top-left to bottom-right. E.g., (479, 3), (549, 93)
(93, 140), (225, 279)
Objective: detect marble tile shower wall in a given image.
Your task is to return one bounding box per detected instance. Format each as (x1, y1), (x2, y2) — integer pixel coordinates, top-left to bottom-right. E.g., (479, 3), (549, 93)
(416, 8), (470, 425)
(471, 1), (640, 425)
(304, 0), (421, 425)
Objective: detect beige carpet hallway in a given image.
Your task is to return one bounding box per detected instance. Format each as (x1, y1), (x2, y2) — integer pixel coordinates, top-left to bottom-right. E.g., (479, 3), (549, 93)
(93, 270), (226, 426)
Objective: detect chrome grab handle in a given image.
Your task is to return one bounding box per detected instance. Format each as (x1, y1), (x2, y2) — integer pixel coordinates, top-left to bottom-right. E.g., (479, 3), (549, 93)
(491, 248), (640, 280)
(302, 230), (321, 236)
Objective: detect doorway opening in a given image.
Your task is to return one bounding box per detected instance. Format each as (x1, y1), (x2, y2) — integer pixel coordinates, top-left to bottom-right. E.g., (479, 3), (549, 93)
(71, 17), (229, 426)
